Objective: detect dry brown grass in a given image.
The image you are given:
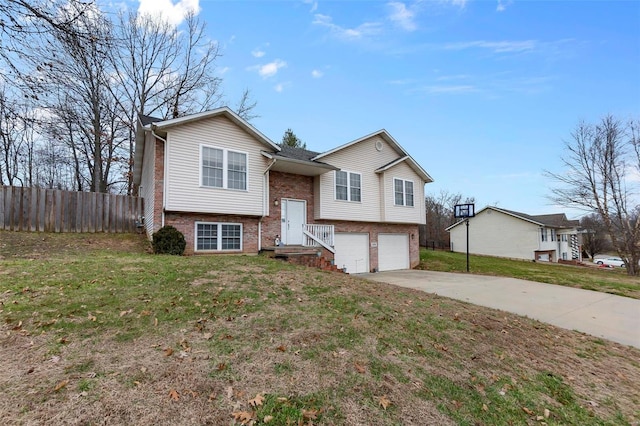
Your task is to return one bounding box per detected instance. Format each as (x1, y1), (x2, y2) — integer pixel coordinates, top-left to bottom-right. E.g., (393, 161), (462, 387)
(0, 232), (639, 425)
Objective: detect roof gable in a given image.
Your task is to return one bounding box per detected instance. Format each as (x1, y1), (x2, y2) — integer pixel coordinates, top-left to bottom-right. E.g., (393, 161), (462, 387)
(446, 206), (580, 231)
(313, 130), (433, 183)
(145, 107), (280, 152)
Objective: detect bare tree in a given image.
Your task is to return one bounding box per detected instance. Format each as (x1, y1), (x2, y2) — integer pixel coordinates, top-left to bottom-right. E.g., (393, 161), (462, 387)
(0, 0), (95, 85)
(2, 2), (259, 195)
(580, 213), (611, 260)
(235, 88), (259, 121)
(162, 12), (223, 119)
(547, 116), (640, 275)
(421, 190), (475, 248)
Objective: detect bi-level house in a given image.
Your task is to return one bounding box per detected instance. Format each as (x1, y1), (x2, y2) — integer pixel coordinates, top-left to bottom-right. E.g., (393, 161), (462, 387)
(133, 107), (433, 273)
(447, 206), (582, 263)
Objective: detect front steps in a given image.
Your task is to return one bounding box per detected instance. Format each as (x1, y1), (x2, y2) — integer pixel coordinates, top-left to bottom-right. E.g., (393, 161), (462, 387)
(261, 245), (343, 273)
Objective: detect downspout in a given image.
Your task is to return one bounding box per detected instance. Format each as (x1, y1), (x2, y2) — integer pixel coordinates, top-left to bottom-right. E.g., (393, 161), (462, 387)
(151, 126), (168, 228)
(259, 157), (277, 251)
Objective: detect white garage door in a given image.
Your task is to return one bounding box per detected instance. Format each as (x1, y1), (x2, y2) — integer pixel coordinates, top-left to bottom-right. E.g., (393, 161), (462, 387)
(334, 233), (369, 274)
(378, 233), (409, 271)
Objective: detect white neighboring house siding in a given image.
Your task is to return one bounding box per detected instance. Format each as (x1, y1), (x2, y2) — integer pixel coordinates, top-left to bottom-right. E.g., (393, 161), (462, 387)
(315, 135), (402, 222)
(449, 210), (538, 260)
(139, 131), (156, 238)
(164, 115), (268, 216)
(382, 161), (426, 224)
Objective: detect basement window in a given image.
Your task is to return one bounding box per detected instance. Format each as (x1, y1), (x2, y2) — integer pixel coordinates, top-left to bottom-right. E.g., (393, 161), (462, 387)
(196, 222), (242, 251)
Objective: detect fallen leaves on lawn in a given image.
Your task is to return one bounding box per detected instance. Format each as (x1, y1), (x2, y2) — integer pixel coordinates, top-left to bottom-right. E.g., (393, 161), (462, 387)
(379, 395), (392, 410)
(276, 345), (286, 352)
(302, 409), (318, 420)
(354, 362), (366, 374)
(169, 389), (179, 401)
(522, 406), (534, 415)
(54, 379), (69, 392)
(248, 393), (264, 408)
(231, 411), (254, 425)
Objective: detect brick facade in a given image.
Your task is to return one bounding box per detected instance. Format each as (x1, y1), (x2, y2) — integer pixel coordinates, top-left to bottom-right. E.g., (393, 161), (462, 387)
(262, 171), (315, 248)
(164, 212), (260, 255)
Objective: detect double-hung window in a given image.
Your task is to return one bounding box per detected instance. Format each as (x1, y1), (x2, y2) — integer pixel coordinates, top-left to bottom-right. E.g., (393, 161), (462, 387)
(335, 171), (361, 202)
(201, 146), (247, 190)
(394, 178), (414, 207)
(196, 222), (242, 251)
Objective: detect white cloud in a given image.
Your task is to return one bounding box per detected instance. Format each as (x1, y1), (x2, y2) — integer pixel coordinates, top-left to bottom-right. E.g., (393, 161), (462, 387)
(248, 60), (287, 78)
(312, 14), (382, 40)
(137, 0), (200, 26)
(274, 82), (292, 92)
(443, 40), (537, 53)
(311, 69), (323, 78)
(252, 49), (266, 58)
(496, 0), (513, 12)
(388, 2), (417, 31)
(303, 0), (318, 13)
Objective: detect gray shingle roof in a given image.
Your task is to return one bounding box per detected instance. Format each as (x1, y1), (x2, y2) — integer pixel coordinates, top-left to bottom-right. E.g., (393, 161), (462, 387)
(276, 144), (320, 160)
(498, 208), (579, 228)
(139, 114), (161, 126)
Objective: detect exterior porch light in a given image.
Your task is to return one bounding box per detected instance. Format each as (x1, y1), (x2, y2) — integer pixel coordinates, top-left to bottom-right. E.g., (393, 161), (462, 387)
(274, 199), (279, 206)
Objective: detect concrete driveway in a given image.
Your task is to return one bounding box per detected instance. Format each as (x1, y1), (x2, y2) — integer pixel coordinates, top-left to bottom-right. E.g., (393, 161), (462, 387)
(359, 270), (640, 349)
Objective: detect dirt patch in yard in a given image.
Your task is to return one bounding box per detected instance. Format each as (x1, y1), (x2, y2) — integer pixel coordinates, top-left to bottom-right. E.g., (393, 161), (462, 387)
(0, 231), (149, 259)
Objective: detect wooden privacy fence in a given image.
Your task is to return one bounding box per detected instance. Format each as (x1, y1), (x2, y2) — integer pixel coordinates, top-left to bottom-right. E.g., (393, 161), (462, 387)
(0, 186), (143, 233)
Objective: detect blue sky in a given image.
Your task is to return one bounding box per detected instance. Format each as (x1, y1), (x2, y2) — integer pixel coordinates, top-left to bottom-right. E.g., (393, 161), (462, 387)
(133, 0), (640, 218)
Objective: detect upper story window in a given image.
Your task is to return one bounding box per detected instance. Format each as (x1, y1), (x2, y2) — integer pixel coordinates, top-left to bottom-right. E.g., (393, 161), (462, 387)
(201, 145), (247, 190)
(541, 228), (547, 242)
(394, 178), (414, 207)
(335, 170), (361, 202)
(550, 229), (557, 242)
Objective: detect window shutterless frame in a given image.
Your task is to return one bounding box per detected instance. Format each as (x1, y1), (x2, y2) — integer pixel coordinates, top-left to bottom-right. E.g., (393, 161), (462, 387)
(195, 222), (243, 252)
(200, 144), (248, 191)
(334, 170), (361, 202)
(393, 178), (414, 207)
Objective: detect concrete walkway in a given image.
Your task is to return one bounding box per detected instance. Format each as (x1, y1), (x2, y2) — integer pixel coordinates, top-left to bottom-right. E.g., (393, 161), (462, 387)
(359, 270), (640, 349)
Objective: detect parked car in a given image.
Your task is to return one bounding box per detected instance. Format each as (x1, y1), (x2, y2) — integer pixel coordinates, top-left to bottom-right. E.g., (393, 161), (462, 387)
(596, 257), (626, 268)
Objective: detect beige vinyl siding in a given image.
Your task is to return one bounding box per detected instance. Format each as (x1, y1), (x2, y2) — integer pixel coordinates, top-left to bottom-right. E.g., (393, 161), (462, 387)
(382, 161), (426, 224)
(164, 115), (268, 216)
(449, 210), (539, 260)
(316, 135), (400, 222)
(139, 132), (156, 238)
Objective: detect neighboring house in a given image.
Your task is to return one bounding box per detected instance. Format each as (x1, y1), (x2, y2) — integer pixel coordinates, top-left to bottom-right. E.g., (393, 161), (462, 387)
(133, 107), (433, 273)
(446, 206), (582, 262)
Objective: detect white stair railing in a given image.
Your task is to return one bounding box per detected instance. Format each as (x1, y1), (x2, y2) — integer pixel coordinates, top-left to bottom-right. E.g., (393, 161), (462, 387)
(302, 224), (335, 253)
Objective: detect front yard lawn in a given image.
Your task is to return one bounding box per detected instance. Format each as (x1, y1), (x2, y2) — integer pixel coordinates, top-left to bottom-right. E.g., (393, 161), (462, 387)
(0, 232), (638, 425)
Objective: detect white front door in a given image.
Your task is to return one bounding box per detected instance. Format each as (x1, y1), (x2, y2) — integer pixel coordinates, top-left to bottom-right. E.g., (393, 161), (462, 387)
(281, 199), (306, 245)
